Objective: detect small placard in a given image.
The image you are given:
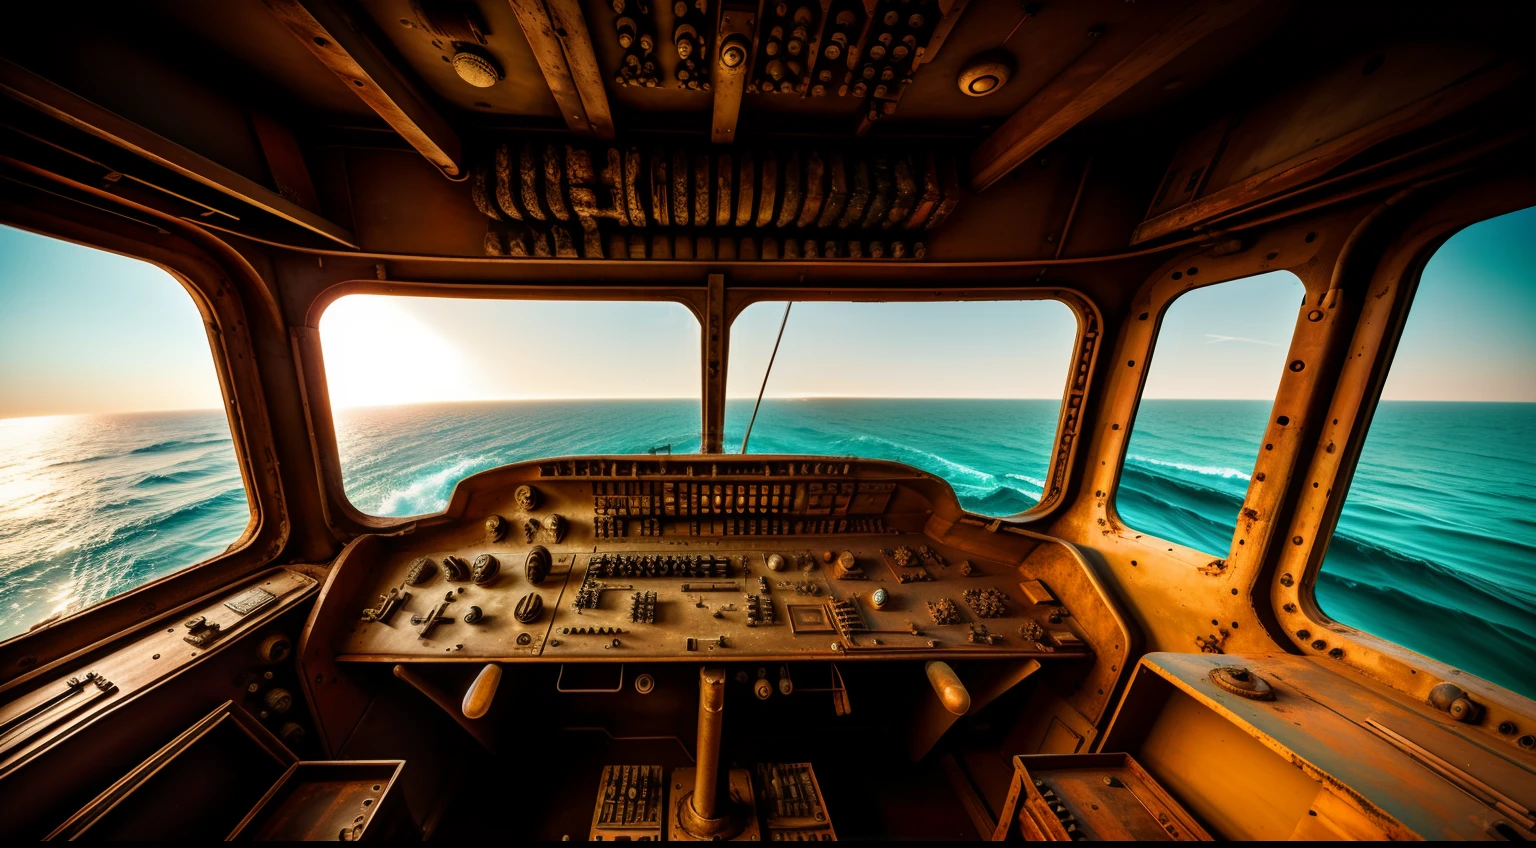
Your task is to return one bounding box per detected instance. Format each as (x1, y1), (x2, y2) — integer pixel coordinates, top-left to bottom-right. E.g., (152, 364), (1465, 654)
(225, 586), (277, 616)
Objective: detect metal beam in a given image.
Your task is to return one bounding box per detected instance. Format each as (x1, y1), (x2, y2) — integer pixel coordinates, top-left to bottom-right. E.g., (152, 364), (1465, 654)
(263, 0), (464, 179)
(508, 0), (610, 139)
(0, 58), (356, 247)
(969, 0), (1261, 192)
(543, 0), (616, 139)
(711, 4), (758, 144)
(702, 273), (727, 453)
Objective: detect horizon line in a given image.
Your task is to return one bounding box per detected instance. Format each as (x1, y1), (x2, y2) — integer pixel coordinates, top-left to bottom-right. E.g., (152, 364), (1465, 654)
(4, 396), (1532, 423)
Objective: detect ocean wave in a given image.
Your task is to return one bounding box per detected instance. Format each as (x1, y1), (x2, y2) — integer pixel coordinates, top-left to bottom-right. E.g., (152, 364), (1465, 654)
(375, 455), (495, 516)
(837, 434), (998, 485)
(128, 436), (233, 455)
(133, 467), (220, 488)
(1126, 454), (1250, 481)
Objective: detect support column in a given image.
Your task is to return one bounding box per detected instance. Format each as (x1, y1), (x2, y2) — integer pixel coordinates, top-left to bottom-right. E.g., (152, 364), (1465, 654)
(701, 273), (727, 453)
(671, 666), (756, 840)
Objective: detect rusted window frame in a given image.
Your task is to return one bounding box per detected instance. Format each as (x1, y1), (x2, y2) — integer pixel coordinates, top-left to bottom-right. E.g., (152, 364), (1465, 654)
(1270, 184), (1536, 731)
(0, 198), (287, 687)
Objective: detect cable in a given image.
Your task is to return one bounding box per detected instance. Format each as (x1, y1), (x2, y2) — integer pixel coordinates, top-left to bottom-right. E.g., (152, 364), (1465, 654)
(740, 302), (792, 454)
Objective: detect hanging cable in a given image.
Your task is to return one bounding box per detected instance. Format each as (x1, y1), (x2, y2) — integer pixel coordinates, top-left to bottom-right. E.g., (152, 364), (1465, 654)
(740, 302), (792, 454)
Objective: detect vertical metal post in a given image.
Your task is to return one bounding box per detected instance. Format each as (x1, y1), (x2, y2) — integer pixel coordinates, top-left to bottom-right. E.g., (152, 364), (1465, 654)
(701, 273), (728, 453)
(692, 667), (727, 818)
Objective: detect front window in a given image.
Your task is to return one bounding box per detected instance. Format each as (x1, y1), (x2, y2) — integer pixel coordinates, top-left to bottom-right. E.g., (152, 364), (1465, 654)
(319, 296), (701, 517)
(724, 299), (1080, 516)
(0, 226), (249, 642)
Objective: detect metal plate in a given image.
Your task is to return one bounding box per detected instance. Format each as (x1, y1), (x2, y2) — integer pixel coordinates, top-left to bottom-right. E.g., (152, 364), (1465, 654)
(589, 764), (664, 841)
(224, 586), (278, 616)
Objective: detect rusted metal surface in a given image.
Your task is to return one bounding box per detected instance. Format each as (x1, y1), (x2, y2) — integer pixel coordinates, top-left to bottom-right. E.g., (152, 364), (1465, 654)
(507, 0), (600, 137)
(969, 0), (1264, 192)
(472, 137), (957, 259)
(262, 0), (464, 178)
(1116, 652), (1533, 840)
(0, 3), (1534, 841)
(1133, 52), (1526, 243)
(0, 59), (354, 247)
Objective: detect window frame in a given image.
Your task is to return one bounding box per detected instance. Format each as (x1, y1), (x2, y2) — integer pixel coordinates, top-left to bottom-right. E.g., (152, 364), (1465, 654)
(722, 286), (1101, 522)
(300, 282), (709, 530)
(0, 211), (281, 673)
(1106, 268), (1310, 555)
(1272, 194), (1536, 718)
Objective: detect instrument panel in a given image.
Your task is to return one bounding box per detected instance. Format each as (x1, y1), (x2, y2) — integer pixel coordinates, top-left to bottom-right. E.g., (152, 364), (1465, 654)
(324, 457), (1098, 664)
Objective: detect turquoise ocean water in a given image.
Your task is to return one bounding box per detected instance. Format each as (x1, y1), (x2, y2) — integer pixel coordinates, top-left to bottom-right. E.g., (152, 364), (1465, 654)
(1, 399), (1531, 698)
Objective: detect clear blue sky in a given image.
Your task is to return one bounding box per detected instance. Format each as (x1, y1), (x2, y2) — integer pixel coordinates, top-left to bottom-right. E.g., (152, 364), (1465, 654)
(2, 205), (1533, 418)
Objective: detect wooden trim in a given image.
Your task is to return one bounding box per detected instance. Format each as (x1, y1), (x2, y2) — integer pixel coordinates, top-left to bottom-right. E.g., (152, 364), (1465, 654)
(969, 0), (1263, 192)
(0, 58), (355, 247)
(507, 0), (598, 138)
(262, 0), (464, 178)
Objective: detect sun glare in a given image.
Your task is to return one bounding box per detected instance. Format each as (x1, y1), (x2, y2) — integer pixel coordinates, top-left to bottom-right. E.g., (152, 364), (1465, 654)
(320, 296), (475, 408)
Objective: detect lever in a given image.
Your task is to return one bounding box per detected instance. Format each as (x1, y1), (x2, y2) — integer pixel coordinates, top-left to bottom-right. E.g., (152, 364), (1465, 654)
(925, 660), (971, 716)
(461, 663), (502, 720)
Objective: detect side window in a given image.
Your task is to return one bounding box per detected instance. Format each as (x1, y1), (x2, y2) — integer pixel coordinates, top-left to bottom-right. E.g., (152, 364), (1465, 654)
(0, 226), (250, 642)
(725, 300), (1079, 516)
(1318, 207), (1536, 698)
(1116, 271), (1305, 552)
(320, 296), (701, 517)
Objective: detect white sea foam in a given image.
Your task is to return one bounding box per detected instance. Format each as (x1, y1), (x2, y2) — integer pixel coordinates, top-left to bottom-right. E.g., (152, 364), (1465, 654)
(1127, 454), (1250, 481)
(377, 455), (491, 516)
(843, 434), (998, 484)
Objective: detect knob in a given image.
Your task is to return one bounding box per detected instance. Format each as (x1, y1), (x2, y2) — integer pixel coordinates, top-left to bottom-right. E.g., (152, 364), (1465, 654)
(257, 633), (291, 664)
(872, 588), (889, 609)
(514, 484), (540, 512)
(485, 514), (507, 542)
(264, 687), (293, 714)
(472, 554), (500, 586)
(441, 555), (469, 582)
(720, 34), (751, 70)
(405, 557), (436, 586)
(525, 546), (551, 584)
(766, 553), (787, 572)
(515, 593), (544, 624)
(278, 722), (306, 747)
(754, 678), (773, 700)
(463, 605), (484, 624)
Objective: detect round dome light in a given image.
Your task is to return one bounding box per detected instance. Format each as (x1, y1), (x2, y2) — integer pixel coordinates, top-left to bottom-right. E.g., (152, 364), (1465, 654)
(958, 55), (1013, 97)
(453, 50), (500, 88)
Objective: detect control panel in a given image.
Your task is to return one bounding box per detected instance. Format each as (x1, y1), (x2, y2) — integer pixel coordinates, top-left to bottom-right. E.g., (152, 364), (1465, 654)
(324, 457), (1098, 664)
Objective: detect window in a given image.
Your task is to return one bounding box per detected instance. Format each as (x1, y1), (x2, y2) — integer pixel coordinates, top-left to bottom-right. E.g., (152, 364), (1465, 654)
(724, 300), (1079, 516)
(0, 226), (248, 642)
(1317, 207), (1536, 698)
(1117, 271), (1305, 553)
(320, 296), (700, 517)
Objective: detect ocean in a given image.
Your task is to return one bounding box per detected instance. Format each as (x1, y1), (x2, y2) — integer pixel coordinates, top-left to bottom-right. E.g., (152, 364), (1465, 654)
(2, 399), (1532, 698)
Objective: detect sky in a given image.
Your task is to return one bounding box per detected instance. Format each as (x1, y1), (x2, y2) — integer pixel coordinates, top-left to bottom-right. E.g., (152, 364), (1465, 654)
(1, 205), (1533, 418)
(0, 226), (222, 418)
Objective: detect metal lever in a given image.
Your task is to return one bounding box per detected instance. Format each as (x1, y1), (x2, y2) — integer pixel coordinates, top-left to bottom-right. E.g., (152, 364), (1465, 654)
(0, 672), (117, 742)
